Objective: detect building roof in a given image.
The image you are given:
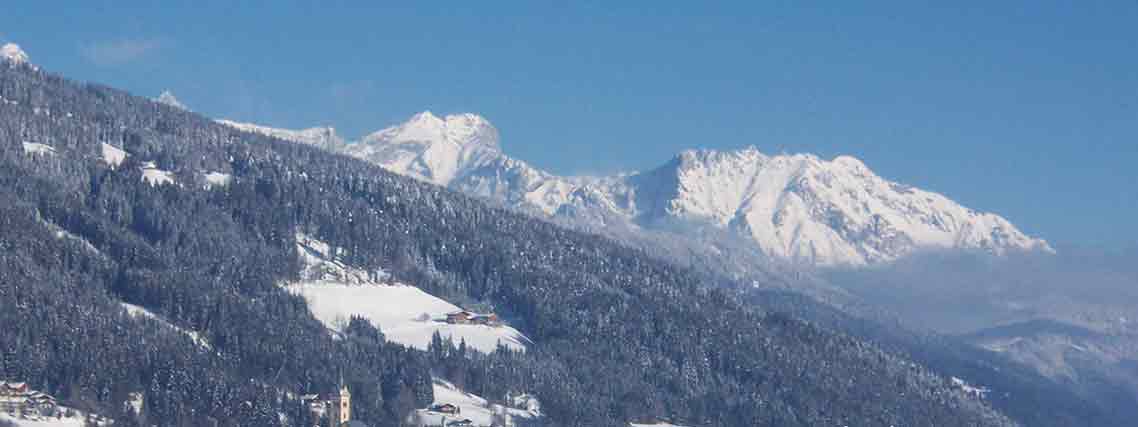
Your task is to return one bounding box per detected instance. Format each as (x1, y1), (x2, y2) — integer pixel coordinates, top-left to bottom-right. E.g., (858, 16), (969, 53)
(0, 381), (27, 389)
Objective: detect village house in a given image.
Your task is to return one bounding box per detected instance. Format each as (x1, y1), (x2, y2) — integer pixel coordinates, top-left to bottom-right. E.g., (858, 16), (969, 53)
(445, 418), (474, 427)
(0, 381), (57, 417)
(428, 403), (460, 415)
(445, 311), (502, 327)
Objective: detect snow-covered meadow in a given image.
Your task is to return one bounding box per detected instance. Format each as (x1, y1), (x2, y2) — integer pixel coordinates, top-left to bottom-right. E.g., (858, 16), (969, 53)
(286, 234), (529, 353)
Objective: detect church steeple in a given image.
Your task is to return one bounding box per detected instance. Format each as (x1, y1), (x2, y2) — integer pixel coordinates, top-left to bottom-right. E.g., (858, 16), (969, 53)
(328, 371), (351, 427)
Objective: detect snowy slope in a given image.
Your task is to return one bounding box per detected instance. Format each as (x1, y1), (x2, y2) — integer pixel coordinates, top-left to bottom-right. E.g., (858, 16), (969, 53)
(100, 142), (128, 167)
(217, 112), (1051, 266)
(595, 148), (1054, 265)
(349, 111), (501, 185)
(139, 162), (175, 186)
(203, 171), (232, 188)
(413, 378), (541, 426)
(0, 412), (89, 427)
(22, 142), (55, 156)
(122, 302), (211, 349)
(217, 119), (344, 150)
(285, 234), (529, 353)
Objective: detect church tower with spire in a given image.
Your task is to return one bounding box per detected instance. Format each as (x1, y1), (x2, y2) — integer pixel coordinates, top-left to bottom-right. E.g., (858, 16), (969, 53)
(328, 373), (351, 427)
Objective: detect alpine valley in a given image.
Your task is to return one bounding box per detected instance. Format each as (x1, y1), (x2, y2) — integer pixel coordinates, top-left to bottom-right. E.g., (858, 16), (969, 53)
(1, 43), (1133, 427)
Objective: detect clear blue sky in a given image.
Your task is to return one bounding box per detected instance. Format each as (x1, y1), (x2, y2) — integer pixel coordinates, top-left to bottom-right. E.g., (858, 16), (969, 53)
(4, 1), (1136, 248)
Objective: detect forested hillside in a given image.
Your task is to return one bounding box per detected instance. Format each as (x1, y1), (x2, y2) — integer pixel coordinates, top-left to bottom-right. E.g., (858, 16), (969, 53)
(0, 59), (1019, 426)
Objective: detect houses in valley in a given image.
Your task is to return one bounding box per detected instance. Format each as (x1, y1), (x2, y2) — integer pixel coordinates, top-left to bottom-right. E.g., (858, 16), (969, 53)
(0, 380), (58, 418)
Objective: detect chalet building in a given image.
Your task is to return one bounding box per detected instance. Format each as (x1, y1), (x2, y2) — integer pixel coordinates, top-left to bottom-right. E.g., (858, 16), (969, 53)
(428, 403), (460, 415)
(0, 381), (57, 417)
(446, 311), (474, 324)
(445, 311), (502, 327)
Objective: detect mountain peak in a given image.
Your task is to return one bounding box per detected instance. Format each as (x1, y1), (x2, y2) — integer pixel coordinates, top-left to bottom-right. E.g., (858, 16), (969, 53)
(408, 110), (443, 124)
(443, 113), (500, 151)
(155, 90), (188, 110)
(363, 111), (500, 152)
(1, 43), (30, 66)
(832, 154), (868, 171)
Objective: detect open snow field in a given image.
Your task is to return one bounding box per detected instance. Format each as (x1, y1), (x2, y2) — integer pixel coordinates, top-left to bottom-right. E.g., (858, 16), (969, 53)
(100, 142), (127, 167)
(0, 408), (104, 427)
(286, 282), (528, 353)
(139, 162), (175, 186)
(0, 415), (85, 427)
(413, 378), (540, 426)
(287, 234), (528, 353)
(21, 142), (55, 155)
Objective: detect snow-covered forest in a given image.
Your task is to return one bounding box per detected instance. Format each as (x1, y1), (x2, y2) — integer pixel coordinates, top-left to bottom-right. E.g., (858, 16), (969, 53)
(0, 53), (1122, 426)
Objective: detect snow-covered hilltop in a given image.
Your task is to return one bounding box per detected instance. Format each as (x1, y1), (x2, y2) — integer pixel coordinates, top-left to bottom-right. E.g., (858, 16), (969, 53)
(217, 119), (344, 150)
(155, 90), (188, 110)
(2, 43), (32, 68)
(348, 111), (502, 185)
(219, 112), (1051, 266)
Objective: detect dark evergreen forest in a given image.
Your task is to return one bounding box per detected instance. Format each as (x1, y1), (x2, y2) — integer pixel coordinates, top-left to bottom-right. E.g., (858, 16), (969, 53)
(0, 59), (1111, 426)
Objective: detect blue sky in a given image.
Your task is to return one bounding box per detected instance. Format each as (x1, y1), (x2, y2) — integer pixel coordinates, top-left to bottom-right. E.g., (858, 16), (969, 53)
(4, 1), (1136, 248)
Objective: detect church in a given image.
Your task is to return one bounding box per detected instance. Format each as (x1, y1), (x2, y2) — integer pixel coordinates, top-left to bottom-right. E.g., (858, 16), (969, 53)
(303, 376), (365, 427)
(326, 379), (352, 427)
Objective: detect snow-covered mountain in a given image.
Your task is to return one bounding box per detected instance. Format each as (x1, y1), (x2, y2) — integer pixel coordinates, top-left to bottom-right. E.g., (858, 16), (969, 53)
(2, 43), (32, 67)
(587, 148), (1054, 265)
(219, 111), (1052, 266)
(343, 111), (584, 214)
(155, 90), (188, 110)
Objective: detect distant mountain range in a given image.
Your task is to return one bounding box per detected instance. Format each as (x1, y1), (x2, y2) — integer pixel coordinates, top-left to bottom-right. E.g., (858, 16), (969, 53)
(220, 111), (1051, 266)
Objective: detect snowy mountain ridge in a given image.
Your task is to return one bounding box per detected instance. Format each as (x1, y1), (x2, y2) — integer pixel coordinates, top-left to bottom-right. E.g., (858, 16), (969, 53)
(155, 90), (188, 110)
(2, 43), (35, 71)
(1, 43), (30, 65)
(219, 112), (1051, 266)
(216, 119), (344, 150)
